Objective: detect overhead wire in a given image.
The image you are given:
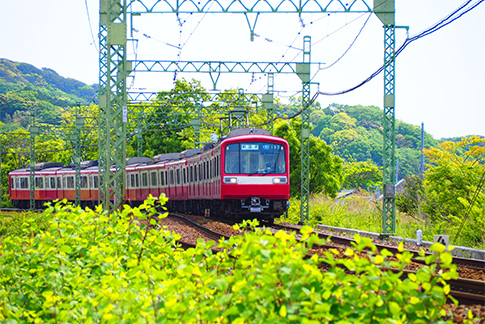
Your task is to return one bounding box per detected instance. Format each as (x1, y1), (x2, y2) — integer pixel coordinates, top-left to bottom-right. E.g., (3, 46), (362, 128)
(84, 0), (99, 53)
(316, 0), (484, 97)
(311, 12), (372, 81)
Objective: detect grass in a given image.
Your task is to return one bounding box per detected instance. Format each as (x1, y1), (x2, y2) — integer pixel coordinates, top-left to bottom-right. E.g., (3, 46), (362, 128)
(281, 193), (484, 250)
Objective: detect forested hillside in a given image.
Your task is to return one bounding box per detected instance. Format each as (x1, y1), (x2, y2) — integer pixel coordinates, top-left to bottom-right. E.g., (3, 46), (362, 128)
(0, 59), (444, 181)
(0, 58), (96, 126)
(279, 101), (441, 180)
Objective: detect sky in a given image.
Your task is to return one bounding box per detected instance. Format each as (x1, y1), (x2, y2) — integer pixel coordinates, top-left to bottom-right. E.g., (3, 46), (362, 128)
(0, 0), (484, 139)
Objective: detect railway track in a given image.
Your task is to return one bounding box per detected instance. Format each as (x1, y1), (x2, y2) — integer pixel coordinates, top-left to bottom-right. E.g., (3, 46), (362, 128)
(271, 222), (485, 305)
(164, 213), (231, 248)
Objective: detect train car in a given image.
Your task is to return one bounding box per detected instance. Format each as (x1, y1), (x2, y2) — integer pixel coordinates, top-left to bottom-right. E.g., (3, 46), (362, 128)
(9, 162), (64, 209)
(8, 128), (290, 223)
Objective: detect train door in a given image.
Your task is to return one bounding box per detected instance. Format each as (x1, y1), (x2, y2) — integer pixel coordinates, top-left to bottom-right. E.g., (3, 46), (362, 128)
(141, 171), (149, 200)
(34, 175), (45, 201)
(57, 174), (64, 200)
(149, 170), (159, 197)
(80, 173), (89, 202)
(66, 174), (75, 201)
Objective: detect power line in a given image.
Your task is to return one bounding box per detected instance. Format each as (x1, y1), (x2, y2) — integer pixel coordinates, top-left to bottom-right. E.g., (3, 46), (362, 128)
(311, 13), (372, 81)
(84, 0), (99, 53)
(316, 0), (484, 97)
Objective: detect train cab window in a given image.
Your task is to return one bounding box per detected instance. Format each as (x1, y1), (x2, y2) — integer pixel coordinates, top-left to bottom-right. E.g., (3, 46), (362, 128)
(50, 177), (56, 189)
(151, 172), (157, 186)
(57, 177), (62, 189)
(15, 177), (19, 189)
(20, 177), (29, 189)
(160, 171), (165, 186)
(11, 178), (15, 189)
(67, 176), (74, 189)
(35, 177), (44, 189)
(81, 176), (88, 189)
(217, 156), (220, 177)
(89, 176), (93, 188)
(94, 176), (98, 189)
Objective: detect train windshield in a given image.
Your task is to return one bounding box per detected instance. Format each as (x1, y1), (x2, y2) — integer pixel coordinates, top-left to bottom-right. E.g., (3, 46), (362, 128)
(224, 142), (286, 174)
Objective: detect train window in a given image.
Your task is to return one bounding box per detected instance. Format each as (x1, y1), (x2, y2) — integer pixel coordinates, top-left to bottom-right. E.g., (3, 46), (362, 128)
(50, 177), (56, 189)
(63, 177), (66, 188)
(89, 176), (93, 188)
(142, 173), (148, 187)
(19, 177), (27, 189)
(81, 176), (88, 189)
(170, 170), (174, 185)
(15, 177), (19, 189)
(190, 166), (193, 183)
(35, 177), (44, 189)
(11, 178), (15, 189)
(129, 174), (134, 188)
(165, 171), (168, 186)
(176, 169), (180, 185)
(183, 168), (186, 184)
(67, 177), (74, 189)
(151, 172), (157, 186)
(20, 177), (28, 189)
(57, 177), (62, 189)
(217, 156), (220, 177)
(94, 176), (98, 188)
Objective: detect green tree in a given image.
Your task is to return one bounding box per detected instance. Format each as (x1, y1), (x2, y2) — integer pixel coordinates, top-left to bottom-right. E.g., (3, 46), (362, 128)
(274, 119), (343, 198)
(138, 79), (211, 157)
(423, 136), (485, 247)
(342, 159), (381, 190)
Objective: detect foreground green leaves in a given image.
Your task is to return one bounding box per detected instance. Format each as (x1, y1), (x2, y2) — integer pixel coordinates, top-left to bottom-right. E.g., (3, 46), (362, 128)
(0, 196), (458, 323)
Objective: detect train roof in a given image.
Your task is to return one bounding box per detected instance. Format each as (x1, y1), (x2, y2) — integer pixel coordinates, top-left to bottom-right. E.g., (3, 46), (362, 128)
(9, 162), (65, 175)
(153, 153), (180, 163)
(226, 128), (271, 138)
(126, 157), (152, 165)
(66, 160), (98, 169)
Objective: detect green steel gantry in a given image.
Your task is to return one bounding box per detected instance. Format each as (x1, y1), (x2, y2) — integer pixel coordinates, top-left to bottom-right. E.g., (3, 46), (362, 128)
(375, 0), (397, 234)
(99, 0), (398, 234)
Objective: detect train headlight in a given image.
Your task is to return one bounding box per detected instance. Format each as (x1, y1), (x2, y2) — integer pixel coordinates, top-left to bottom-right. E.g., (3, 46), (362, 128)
(272, 177), (287, 184)
(223, 176), (238, 184)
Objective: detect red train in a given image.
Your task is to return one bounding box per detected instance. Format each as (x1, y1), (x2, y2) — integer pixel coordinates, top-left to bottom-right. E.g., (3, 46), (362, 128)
(9, 128), (290, 222)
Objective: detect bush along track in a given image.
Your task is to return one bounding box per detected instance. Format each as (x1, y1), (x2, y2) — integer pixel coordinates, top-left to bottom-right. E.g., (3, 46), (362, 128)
(0, 195), (472, 323)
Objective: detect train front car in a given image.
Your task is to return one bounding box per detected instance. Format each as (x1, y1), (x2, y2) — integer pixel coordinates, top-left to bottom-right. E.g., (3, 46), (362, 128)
(220, 129), (289, 223)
